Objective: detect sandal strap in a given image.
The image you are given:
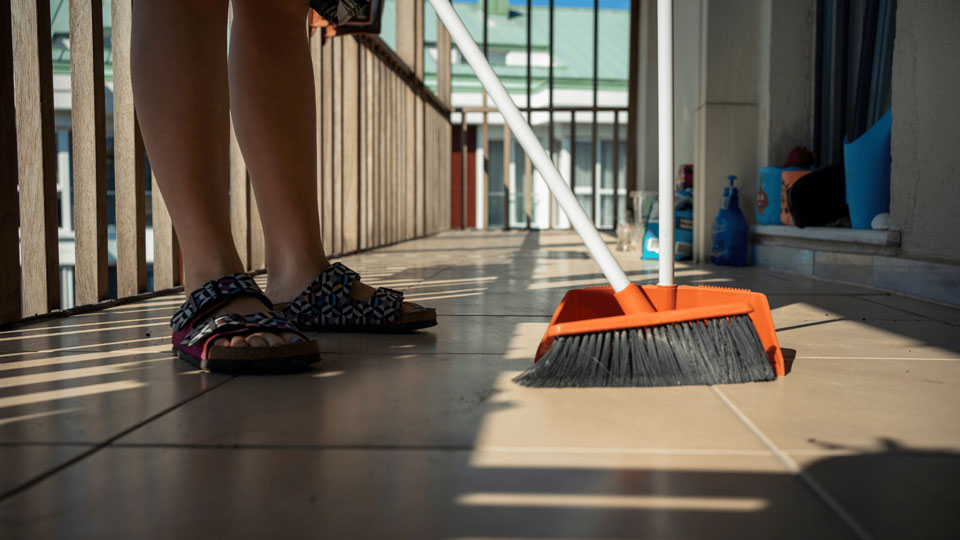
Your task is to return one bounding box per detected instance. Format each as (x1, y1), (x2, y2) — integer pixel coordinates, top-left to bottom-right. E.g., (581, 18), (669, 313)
(284, 263), (403, 327)
(179, 311), (305, 348)
(170, 273), (272, 331)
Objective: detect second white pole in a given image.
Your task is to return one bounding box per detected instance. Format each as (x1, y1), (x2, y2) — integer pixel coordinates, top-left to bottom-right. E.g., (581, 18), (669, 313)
(656, 0), (675, 285)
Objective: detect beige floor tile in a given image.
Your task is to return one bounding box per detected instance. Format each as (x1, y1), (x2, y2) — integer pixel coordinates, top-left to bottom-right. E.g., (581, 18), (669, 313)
(852, 293), (960, 325)
(0, 319), (174, 356)
(424, 264), (657, 294)
(311, 315), (549, 358)
(678, 267), (880, 295)
(119, 354), (768, 451)
(0, 444), (92, 495)
(0, 447), (857, 540)
(718, 358), (960, 452)
(791, 450), (960, 540)
(773, 318), (960, 359)
(0, 343), (228, 443)
(767, 293), (929, 322)
(404, 288), (562, 317)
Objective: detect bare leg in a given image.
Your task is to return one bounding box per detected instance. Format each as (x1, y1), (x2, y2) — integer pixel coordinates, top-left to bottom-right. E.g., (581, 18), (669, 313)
(227, 0), (328, 300)
(228, 0), (419, 311)
(132, 0), (297, 347)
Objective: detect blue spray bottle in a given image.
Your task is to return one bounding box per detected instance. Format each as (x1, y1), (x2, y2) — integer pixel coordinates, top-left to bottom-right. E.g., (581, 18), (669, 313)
(710, 175), (748, 266)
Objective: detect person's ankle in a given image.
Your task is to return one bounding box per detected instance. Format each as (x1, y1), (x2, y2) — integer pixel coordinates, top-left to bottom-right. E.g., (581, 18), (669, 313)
(264, 258), (331, 303)
(182, 259), (247, 292)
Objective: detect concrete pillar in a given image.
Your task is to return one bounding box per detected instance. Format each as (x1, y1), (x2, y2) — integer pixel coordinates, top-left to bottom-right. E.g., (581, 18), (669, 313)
(693, 0), (761, 262)
(634, 0), (658, 192)
(890, 0), (960, 263)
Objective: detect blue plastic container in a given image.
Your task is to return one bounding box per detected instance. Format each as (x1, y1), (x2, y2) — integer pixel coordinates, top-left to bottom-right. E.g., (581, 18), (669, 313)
(844, 109), (892, 229)
(641, 190), (694, 261)
(711, 176), (748, 266)
(756, 167), (783, 224)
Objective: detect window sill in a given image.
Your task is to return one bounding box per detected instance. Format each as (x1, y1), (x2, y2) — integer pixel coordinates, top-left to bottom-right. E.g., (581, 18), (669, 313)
(751, 224), (900, 251)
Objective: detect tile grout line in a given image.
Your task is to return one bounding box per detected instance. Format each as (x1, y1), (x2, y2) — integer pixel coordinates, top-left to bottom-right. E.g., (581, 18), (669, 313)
(710, 386), (876, 540)
(0, 375), (237, 504)
(0, 441), (873, 456)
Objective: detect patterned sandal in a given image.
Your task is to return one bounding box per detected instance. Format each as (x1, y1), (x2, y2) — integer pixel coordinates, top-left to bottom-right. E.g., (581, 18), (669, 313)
(280, 262), (437, 333)
(170, 273), (319, 374)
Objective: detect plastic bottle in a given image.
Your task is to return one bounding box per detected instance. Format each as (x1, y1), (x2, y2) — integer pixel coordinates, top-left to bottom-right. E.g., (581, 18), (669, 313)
(710, 175), (748, 266)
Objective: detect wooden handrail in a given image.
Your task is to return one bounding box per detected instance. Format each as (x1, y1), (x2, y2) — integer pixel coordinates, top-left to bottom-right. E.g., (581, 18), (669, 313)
(1, 5), (454, 327)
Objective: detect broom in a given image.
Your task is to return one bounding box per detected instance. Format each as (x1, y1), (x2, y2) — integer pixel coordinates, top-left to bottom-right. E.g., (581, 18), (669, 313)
(430, 0), (780, 387)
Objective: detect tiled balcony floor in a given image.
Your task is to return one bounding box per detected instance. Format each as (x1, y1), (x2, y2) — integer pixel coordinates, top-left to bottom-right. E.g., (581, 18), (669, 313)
(1, 230), (958, 539)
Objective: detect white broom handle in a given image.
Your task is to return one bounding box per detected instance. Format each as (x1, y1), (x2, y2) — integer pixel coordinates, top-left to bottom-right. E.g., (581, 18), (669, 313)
(657, 0), (674, 285)
(429, 0), (632, 293)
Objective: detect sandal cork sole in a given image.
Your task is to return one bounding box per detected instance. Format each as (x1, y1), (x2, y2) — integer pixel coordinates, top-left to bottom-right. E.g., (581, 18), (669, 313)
(301, 307), (438, 334)
(175, 340), (320, 375)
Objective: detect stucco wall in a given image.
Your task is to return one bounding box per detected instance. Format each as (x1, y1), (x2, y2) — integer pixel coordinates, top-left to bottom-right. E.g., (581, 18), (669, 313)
(757, 0), (815, 167)
(890, 1), (960, 264)
(673, 0), (701, 174)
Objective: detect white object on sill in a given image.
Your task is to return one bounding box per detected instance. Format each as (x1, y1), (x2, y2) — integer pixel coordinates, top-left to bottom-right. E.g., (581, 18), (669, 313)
(871, 213), (890, 230)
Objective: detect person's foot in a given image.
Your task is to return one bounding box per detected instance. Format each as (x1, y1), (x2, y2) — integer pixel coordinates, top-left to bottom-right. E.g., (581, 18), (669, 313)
(344, 277), (427, 314)
(266, 263), (426, 314)
(208, 295), (303, 348)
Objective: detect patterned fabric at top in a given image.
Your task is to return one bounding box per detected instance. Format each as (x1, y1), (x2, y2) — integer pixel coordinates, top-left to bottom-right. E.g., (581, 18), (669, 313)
(170, 273), (272, 332)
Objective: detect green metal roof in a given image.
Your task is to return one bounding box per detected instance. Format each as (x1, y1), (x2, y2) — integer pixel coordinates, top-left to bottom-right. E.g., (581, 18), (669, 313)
(419, 1), (631, 93)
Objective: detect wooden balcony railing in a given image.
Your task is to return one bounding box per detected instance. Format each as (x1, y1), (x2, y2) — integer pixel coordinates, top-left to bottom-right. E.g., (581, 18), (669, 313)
(1, 0), (452, 325)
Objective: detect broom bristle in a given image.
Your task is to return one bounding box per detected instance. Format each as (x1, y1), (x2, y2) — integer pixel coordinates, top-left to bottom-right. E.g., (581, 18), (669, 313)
(514, 314), (775, 388)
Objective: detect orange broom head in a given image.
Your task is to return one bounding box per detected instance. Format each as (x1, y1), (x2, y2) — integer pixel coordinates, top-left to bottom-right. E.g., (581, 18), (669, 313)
(535, 284), (784, 377)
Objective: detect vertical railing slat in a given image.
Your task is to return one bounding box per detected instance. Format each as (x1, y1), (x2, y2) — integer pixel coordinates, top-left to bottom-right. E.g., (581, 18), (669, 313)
(248, 176), (265, 270)
(70, 0), (109, 305)
(332, 38), (343, 255)
(310, 29), (324, 255)
(342, 37), (359, 253)
(460, 114), (468, 229)
(612, 111), (620, 227)
(481, 96), (489, 230)
(387, 72), (395, 244)
(364, 47), (374, 249)
(227, 2), (248, 269)
(372, 60), (379, 247)
(1, 0), (22, 323)
(228, 118), (250, 269)
(357, 45), (366, 251)
(151, 170), (180, 289)
(405, 86), (415, 240)
(446, 112), (452, 231)
(503, 125), (511, 229)
(378, 61), (385, 246)
(437, 15), (451, 232)
(13, 0), (60, 315)
(112, 0), (146, 297)
(415, 97), (424, 237)
(437, 17), (451, 105)
(321, 37), (334, 254)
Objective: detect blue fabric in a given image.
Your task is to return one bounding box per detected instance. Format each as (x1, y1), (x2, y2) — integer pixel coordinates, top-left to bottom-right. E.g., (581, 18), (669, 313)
(844, 109), (892, 229)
